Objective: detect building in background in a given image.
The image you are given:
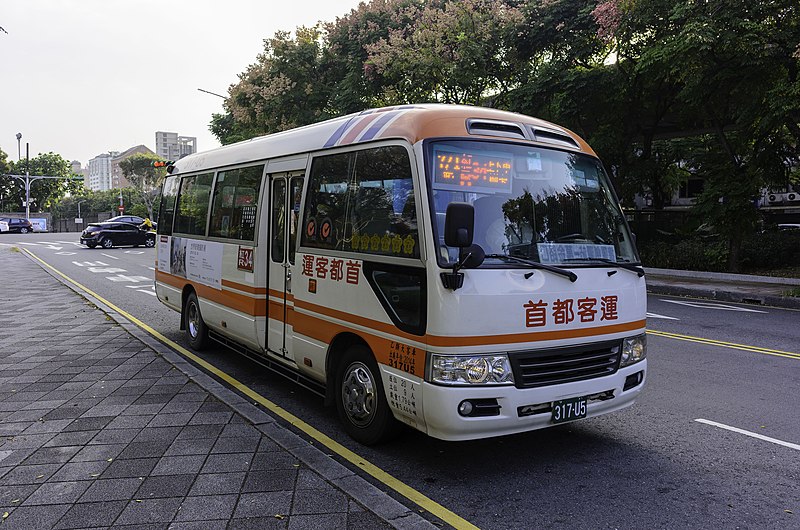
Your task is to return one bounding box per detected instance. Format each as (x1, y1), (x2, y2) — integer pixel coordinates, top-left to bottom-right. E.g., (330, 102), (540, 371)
(87, 152), (119, 191)
(70, 160), (88, 189)
(155, 131), (196, 161)
(111, 145), (155, 189)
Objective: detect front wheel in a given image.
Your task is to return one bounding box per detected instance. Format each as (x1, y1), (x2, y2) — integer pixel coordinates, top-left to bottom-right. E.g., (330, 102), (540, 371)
(144, 237), (155, 248)
(335, 345), (401, 445)
(184, 292), (209, 350)
(19, 228), (29, 234)
(101, 237), (114, 249)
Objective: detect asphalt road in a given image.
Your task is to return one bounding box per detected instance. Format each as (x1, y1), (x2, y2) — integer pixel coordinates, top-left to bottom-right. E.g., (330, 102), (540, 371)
(4, 232), (799, 529)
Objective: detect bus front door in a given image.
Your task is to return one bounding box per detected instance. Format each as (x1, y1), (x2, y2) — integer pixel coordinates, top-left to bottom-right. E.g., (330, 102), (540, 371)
(267, 174), (303, 359)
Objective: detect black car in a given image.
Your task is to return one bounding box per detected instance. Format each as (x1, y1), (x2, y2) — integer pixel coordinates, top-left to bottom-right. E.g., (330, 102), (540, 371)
(0, 217), (34, 234)
(80, 222), (156, 249)
(106, 215), (157, 230)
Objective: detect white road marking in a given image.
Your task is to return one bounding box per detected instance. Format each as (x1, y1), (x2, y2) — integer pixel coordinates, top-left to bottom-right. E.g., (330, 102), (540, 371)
(124, 250), (145, 255)
(100, 253), (119, 260)
(56, 241), (82, 246)
(646, 312), (679, 320)
(661, 299), (767, 313)
(107, 275), (150, 283)
(126, 285), (157, 296)
(695, 419), (800, 451)
(55, 252), (76, 256)
(38, 243), (63, 250)
(87, 267), (127, 274)
(14, 242), (40, 246)
(72, 261), (109, 267)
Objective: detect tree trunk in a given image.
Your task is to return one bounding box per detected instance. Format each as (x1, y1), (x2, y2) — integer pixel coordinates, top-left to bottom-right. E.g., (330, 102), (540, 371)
(727, 234), (742, 273)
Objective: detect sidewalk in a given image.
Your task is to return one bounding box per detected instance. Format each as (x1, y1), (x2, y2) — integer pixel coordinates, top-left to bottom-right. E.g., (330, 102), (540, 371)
(645, 267), (800, 310)
(0, 247), (434, 530)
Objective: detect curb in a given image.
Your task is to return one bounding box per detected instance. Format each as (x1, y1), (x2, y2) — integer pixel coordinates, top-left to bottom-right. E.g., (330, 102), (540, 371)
(645, 267), (800, 286)
(646, 282), (800, 310)
(21, 249), (436, 530)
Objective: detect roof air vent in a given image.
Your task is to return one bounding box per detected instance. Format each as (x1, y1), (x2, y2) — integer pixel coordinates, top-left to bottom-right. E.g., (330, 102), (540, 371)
(531, 127), (579, 149)
(466, 119), (527, 140)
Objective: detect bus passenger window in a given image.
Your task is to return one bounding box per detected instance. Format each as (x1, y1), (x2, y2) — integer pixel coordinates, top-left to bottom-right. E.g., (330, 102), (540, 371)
(175, 173), (214, 236)
(302, 145), (418, 259)
(271, 179), (286, 263)
(209, 165), (265, 241)
(157, 176), (180, 235)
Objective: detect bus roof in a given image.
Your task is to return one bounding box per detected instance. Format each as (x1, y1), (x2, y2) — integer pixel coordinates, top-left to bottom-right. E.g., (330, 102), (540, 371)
(172, 104), (596, 174)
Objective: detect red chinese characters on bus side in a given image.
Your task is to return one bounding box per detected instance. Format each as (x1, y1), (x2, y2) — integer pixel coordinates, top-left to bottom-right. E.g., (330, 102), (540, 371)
(301, 255), (361, 285)
(524, 295), (619, 328)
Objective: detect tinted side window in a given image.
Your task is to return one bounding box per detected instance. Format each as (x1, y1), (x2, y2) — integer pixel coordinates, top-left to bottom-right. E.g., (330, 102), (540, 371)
(158, 176), (180, 235)
(209, 165), (264, 241)
(301, 146), (418, 258)
(175, 173), (214, 236)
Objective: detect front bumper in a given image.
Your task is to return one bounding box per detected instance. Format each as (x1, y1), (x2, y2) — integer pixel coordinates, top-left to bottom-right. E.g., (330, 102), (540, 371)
(419, 360), (647, 441)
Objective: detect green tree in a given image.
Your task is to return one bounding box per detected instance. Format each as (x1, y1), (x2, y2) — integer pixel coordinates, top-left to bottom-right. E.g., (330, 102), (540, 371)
(364, 0), (524, 106)
(0, 152), (81, 213)
(219, 26), (332, 141)
(119, 153), (167, 220)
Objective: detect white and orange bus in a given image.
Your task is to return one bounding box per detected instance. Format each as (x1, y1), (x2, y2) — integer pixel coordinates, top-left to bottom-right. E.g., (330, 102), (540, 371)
(155, 104), (647, 444)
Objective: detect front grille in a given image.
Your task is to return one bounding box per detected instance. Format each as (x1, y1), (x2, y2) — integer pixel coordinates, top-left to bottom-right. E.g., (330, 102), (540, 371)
(509, 340), (621, 389)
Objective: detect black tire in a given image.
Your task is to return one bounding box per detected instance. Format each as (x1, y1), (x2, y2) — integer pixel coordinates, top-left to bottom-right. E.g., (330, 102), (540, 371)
(335, 345), (401, 445)
(184, 292), (209, 351)
(87, 242), (97, 249)
(101, 237), (114, 249)
(20, 227), (29, 234)
(144, 237), (155, 248)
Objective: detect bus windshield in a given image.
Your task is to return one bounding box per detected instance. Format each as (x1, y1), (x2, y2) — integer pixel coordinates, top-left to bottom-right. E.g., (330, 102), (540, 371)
(428, 140), (637, 266)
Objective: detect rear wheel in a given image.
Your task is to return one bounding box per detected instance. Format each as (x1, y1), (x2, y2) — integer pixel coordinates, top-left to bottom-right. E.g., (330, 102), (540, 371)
(20, 227), (29, 234)
(184, 292), (209, 350)
(335, 345), (401, 445)
(101, 237), (114, 249)
(144, 237), (155, 248)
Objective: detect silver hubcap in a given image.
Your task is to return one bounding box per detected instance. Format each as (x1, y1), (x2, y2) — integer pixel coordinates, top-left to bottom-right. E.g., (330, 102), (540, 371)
(341, 362), (376, 427)
(187, 302), (200, 339)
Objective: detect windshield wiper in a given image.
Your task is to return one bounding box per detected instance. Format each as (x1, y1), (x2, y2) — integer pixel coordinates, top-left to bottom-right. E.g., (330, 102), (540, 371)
(563, 258), (645, 277)
(485, 254), (578, 283)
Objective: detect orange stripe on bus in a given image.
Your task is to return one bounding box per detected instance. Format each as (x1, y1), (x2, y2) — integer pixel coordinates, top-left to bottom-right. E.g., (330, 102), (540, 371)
(156, 270), (267, 317)
(292, 311), (417, 376)
(222, 279), (268, 295)
(268, 288), (295, 302)
(294, 298), (645, 348)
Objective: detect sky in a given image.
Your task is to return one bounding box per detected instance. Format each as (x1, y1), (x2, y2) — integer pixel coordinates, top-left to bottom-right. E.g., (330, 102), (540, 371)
(0, 0), (363, 167)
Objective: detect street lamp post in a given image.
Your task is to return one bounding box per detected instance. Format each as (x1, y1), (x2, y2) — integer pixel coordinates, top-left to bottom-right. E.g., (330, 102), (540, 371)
(25, 143), (31, 220)
(77, 200), (86, 220)
(16, 132), (22, 161)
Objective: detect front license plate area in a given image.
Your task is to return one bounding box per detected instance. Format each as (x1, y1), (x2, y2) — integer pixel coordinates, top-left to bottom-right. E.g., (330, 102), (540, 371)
(551, 396), (588, 424)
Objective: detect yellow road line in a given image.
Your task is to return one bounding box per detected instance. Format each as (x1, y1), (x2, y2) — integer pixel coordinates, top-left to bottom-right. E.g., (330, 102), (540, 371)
(23, 248), (478, 530)
(646, 329), (800, 360)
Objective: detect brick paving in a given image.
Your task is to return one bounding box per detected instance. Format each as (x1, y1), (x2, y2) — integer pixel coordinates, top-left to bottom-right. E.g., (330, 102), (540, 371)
(0, 247), (431, 529)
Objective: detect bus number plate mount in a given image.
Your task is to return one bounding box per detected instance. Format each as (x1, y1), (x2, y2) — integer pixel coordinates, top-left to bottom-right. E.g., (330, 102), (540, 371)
(551, 396), (587, 424)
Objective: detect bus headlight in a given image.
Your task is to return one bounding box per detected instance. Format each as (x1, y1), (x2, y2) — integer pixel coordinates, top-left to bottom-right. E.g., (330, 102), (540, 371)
(428, 353), (514, 385)
(621, 334), (647, 367)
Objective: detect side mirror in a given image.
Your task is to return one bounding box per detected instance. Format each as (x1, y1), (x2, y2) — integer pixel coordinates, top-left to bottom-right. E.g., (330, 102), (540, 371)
(444, 202), (474, 248)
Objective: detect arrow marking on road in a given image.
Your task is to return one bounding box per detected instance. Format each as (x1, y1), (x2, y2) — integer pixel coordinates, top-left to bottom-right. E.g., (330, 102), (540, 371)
(660, 299), (767, 313)
(647, 312), (679, 320)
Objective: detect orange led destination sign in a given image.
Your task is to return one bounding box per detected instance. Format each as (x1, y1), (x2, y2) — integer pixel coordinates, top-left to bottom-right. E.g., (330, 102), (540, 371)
(433, 148), (513, 193)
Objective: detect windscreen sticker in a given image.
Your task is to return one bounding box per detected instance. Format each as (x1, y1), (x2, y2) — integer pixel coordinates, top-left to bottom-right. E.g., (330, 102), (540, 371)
(537, 243), (616, 264)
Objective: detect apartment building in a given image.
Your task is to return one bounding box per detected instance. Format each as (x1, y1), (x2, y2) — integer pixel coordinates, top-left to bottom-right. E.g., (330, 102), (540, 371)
(155, 131), (196, 161)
